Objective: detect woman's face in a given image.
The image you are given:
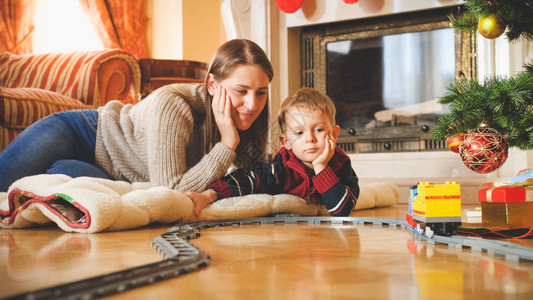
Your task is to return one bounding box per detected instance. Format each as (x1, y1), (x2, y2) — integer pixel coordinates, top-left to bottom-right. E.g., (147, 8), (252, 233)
(211, 64), (270, 131)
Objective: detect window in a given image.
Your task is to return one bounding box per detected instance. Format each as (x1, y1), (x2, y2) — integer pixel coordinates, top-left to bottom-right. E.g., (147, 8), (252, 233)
(33, 0), (103, 53)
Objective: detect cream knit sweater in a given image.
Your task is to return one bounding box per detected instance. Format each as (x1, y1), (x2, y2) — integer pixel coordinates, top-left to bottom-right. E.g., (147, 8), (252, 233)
(95, 83), (236, 192)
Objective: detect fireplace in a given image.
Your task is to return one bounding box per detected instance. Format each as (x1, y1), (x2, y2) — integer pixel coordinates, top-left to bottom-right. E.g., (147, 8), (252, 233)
(301, 7), (476, 153)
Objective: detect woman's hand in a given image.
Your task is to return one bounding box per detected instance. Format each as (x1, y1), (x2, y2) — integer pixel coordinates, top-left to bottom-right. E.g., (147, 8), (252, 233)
(212, 86), (239, 150)
(312, 134), (336, 174)
(182, 189), (219, 217)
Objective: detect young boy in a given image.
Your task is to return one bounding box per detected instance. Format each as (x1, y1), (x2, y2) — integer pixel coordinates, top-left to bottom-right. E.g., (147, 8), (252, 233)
(185, 88), (359, 217)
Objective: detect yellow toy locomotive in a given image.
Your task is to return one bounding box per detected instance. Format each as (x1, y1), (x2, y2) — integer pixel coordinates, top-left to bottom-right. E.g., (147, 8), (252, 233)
(407, 181), (462, 237)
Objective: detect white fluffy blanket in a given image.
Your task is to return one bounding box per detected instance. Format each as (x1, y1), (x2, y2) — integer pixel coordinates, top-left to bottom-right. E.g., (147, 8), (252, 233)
(0, 174), (399, 233)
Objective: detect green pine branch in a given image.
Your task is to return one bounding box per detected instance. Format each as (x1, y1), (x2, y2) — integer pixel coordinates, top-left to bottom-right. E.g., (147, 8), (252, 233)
(451, 0), (533, 41)
(449, 11), (478, 33)
(431, 64), (533, 150)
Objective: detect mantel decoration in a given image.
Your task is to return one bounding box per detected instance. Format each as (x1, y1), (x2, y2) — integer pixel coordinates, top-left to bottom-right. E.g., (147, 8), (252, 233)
(274, 0), (303, 13)
(431, 0), (533, 173)
(274, 0), (359, 14)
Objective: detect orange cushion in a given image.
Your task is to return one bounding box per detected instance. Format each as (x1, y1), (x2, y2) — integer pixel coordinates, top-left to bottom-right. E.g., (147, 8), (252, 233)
(0, 87), (92, 128)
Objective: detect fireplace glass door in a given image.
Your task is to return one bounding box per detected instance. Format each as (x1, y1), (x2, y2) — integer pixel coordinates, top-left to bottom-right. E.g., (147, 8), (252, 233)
(301, 7), (476, 153)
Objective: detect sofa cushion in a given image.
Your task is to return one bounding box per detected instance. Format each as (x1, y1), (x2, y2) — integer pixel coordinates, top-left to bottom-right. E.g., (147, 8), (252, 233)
(0, 87), (91, 128)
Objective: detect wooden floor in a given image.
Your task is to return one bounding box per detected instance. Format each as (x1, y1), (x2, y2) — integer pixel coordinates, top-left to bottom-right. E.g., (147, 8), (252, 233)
(2, 205), (533, 299)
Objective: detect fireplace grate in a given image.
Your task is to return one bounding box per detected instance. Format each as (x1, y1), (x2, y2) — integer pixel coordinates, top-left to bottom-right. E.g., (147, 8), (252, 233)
(337, 138), (448, 153)
(303, 37), (315, 87)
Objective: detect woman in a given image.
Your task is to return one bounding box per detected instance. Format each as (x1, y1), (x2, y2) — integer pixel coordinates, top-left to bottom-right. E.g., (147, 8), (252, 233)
(0, 39), (274, 192)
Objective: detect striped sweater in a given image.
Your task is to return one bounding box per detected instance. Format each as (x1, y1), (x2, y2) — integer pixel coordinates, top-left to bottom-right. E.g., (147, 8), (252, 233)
(95, 83), (236, 192)
(208, 147), (359, 216)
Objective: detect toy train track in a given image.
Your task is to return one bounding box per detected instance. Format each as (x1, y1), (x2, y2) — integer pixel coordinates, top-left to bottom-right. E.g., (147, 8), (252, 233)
(7, 216), (533, 300)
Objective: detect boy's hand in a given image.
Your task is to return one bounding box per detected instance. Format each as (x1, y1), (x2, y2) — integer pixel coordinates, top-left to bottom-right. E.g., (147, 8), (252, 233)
(212, 86), (239, 151)
(182, 189), (219, 217)
(312, 134), (336, 174)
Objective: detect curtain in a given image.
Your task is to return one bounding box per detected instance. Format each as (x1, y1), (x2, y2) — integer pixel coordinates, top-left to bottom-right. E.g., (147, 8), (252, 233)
(0, 0), (34, 54)
(78, 0), (148, 58)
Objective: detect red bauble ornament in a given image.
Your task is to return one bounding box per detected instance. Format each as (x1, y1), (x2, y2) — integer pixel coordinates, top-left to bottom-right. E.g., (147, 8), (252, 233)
(344, 0), (360, 3)
(274, 0), (303, 13)
(446, 133), (465, 153)
(459, 124), (508, 174)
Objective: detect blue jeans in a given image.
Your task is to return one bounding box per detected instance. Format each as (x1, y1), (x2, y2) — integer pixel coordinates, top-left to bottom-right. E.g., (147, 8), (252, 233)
(0, 110), (112, 192)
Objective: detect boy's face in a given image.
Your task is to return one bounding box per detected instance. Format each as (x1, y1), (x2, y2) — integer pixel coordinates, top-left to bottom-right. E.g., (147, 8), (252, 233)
(280, 106), (340, 168)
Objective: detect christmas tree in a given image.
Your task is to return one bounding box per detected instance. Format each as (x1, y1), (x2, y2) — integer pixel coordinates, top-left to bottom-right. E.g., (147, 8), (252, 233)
(431, 64), (533, 150)
(431, 0), (533, 151)
(449, 0), (533, 41)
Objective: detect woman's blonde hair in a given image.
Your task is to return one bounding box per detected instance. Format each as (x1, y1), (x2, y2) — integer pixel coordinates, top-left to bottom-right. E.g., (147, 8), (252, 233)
(205, 39), (274, 168)
(278, 87), (336, 134)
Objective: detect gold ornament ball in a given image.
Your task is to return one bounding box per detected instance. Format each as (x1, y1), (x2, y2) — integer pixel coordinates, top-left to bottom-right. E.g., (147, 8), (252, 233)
(478, 14), (506, 39)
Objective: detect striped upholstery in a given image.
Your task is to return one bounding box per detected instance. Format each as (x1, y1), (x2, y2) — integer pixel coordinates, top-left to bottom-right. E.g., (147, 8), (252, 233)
(0, 87), (92, 150)
(1, 87), (92, 127)
(0, 49), (141, 151)
(0, 49), (141, 106)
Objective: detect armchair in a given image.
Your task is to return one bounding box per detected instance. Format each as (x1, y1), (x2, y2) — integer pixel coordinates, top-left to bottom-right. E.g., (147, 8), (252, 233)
(0, 49), (141, 151)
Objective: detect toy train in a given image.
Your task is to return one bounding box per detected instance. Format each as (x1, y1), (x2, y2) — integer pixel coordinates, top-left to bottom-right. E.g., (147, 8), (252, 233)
(406, 181), (462, 238)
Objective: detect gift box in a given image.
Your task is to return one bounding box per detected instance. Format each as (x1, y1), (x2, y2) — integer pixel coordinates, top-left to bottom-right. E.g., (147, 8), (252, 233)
(479, 184), (533, 229)
(481, 202), (533, 229)
(478, 186), (532, 203)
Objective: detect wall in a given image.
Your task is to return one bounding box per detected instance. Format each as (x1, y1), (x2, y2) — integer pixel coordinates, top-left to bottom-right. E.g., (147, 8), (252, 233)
(145, 0), (183, 59)
(145, 0), (226, 63)
(183, 0), (228, 63)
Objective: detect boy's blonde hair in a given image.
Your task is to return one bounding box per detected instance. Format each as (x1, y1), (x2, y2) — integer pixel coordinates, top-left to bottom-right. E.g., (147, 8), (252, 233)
(278, 87), (336, 134)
